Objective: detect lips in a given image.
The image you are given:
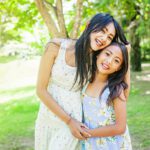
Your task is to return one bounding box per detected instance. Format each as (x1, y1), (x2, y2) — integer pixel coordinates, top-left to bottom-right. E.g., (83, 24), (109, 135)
(95, 39), (102, 47)
(101, 63), (109, 70)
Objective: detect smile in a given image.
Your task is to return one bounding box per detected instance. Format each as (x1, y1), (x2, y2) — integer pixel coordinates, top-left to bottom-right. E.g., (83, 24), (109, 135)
(96, 39), (102, 47)
(101, 63), (109, 70)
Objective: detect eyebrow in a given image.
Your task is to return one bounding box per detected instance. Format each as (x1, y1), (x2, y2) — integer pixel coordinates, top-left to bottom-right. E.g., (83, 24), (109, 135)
(105, 27), (114, 37)
(106, 49), (122, 61)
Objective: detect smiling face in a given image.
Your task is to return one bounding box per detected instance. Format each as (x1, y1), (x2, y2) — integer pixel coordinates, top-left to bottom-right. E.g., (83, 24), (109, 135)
(96, 45), (123, 75)
(90, 22), (116, 51)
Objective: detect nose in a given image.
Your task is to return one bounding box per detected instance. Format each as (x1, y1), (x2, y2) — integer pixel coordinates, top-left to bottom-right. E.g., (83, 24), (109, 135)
(106, 58), (112, 64)
(101, 34), (107, 44)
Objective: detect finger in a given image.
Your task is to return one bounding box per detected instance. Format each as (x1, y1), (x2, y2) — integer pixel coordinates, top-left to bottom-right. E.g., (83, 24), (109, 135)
(126, 44), (131, 53)
(80, 128), (91, 138)
(76, 131), (86, 140)
(80, 123), (89, 129)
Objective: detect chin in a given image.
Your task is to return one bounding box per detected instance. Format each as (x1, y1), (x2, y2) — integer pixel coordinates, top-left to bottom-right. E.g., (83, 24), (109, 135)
(98, 68), (110, 74)
(92, 46), (101, 51)
(92, 49), (99, 52)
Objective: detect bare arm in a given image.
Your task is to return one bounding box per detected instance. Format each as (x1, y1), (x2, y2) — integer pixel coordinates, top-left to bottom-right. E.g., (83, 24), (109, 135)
(36, 42), (90, 139)
(124, 68), (130, 99)
(83, 95), (127, 137)
(123, 44), (131, 99)
(36, 42), (71, 124)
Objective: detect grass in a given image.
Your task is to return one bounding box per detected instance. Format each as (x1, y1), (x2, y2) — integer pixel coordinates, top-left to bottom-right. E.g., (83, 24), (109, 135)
(0, 56), (18, 64)
(127, 64), (150, 150)
(0, 57), (150, 150)
(0, 86), (39, 150)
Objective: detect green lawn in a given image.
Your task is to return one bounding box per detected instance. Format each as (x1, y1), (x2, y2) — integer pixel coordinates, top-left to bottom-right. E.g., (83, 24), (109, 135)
(0, 86), (39, 150)
(127, 64), (150, 150)
(0, 57), (150, 150)
(0, 56), (17, 63)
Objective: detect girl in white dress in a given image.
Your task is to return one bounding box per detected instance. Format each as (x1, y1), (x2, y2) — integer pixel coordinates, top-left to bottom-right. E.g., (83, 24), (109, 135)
(35, 13), (130, 150)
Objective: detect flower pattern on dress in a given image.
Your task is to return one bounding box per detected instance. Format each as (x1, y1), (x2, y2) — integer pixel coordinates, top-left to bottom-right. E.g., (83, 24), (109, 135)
(35, 39), (82, 150)
(81, 85), (132, 150)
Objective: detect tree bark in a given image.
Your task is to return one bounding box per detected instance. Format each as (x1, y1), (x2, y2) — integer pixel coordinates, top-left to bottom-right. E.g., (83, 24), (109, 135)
(70, 0), (83, 39)
(35, 0), (67, 38)
(56, 0), (68, 37)
(130, 21), (142, 71)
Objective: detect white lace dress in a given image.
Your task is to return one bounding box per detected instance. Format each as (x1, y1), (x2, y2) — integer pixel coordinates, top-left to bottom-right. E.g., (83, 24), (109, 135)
(35, 39), (82, 150)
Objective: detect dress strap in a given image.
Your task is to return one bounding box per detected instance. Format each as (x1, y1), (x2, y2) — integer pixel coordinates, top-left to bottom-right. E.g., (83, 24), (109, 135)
(60, 39), (68, 54)
(59, 39), (69, 61)
(81, 81), (89, 96)
(53, 39), (67, 63)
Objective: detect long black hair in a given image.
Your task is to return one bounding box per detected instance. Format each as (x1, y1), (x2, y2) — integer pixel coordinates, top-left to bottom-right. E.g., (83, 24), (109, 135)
(91, 42), (129, 103)
(74, 13), (128, 90)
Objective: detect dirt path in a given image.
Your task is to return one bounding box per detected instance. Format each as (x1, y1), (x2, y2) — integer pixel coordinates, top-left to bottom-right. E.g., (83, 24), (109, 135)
(0, 57), (40, 90)
(0, 57), (40, 103)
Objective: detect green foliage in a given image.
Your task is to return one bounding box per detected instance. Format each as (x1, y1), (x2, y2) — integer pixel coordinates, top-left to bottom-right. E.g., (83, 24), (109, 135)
(0, 0), (43, 45)
(1, 0), (149, 71)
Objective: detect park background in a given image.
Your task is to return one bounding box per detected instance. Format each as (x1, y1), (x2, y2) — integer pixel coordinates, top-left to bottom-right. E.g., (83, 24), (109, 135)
(0, 0), (150, 149)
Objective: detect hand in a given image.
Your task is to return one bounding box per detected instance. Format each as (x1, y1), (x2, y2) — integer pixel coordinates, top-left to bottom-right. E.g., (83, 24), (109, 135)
(68, 118), (91, 140)
(81, 127), (92, 138)
(126, 44), (131, 53)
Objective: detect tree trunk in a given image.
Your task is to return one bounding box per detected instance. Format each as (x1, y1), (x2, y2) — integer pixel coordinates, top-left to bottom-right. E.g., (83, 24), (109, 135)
(35, 0), (67, 38)
(56, 0), (68, 37)
(130, 24), (142, 71)
(35, 0), (83, 39)
(70, 0), (83, 39)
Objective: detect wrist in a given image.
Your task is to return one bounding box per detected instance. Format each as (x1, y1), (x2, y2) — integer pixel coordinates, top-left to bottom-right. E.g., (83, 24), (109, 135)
(88, 129), (94, 137)
(66, 116), (72, 125)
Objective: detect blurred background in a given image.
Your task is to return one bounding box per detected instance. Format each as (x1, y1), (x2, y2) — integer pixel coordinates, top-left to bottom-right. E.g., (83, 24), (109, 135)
(0, 0), (150, 149)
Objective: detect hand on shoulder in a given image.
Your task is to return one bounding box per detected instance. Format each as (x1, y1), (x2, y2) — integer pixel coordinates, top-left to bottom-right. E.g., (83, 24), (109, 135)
(125, 43), (131, 53)
(44, 39), (61, 58)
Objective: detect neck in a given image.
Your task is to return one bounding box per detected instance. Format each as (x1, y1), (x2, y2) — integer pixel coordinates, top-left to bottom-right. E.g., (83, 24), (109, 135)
(94, 71), (108, 83)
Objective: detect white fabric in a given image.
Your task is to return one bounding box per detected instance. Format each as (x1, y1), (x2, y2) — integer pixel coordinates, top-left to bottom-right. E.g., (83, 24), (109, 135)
(35, 39), (82, 150)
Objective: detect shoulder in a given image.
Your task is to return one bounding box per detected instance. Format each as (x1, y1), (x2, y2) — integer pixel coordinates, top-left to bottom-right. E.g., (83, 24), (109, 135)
(113, 90), (126, 104)
(48, 38), (64, 45)
(65, 39), (77, 51)
(44, 38), (65, 58)
(119, 90), (126, 101)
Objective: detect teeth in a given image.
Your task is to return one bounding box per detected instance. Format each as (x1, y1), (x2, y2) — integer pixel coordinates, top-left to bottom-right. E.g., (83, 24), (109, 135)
(96, 39), (102, 46)
(102, 63), (109, 69)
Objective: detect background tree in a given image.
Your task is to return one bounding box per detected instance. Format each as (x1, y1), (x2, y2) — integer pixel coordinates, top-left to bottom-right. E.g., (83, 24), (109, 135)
(113, 0), (150, 71)
(34, 0), (83, 38)
(0, 0), (40, 47)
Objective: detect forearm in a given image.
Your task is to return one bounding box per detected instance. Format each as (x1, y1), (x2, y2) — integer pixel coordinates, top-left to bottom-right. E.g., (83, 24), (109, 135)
(124, 68), (130, 99)
(37, 89), (71, 124)
(88, 124), (126, 137)
(124, 44), (131, 99)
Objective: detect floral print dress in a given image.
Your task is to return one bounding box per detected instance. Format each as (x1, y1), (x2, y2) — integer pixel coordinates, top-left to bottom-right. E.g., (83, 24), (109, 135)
(35, 39), (82, 150)
(81, 83), (132, 150)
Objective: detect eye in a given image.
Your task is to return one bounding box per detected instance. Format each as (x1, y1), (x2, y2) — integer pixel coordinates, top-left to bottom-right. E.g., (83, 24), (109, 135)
(115, 59), (120, 64)
(108, 36), (113, 41)
(101, 29), (105, 33)
(105, 52), (110, 56)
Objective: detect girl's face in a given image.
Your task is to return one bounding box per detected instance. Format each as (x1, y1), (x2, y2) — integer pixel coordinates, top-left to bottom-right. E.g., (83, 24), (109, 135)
(96, 45), (123, 75)
(90, 22), (116, 51)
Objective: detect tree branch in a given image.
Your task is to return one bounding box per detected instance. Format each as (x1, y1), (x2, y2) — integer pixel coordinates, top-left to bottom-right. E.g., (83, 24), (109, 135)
(35, 0), (62, 38)
(70, 0), (83, 39)
(56, 0), (67, 37)
(44, 0), (57, 17)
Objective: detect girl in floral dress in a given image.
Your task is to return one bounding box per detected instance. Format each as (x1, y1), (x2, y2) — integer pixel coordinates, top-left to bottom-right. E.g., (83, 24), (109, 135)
(81, 43), (132, 150)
